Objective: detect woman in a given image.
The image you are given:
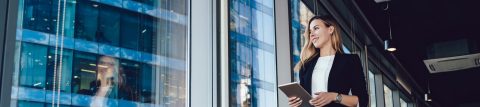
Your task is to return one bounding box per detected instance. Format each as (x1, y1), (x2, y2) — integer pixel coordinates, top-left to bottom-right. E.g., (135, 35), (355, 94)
(288, 15), (368, 107)
(90, 56), (120, 107)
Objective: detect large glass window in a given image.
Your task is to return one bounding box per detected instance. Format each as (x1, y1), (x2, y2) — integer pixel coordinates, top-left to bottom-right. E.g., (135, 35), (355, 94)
(18, 43), (48, 89)
(368, 70), (377, 107)
(400, 98), (407, 107)
(289, 0), (316, 82)
(384, 85), (393, 107)
(11, 0), (188, 106)
(228, 0), (277, 106)
(46, 47), (73, 93)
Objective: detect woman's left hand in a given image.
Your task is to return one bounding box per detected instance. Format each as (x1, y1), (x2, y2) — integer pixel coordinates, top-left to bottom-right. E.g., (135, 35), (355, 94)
(309, 92), (338, 107)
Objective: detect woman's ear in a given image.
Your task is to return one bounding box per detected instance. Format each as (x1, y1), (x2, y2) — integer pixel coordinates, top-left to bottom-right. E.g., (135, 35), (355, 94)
(328, 26), (334, 35)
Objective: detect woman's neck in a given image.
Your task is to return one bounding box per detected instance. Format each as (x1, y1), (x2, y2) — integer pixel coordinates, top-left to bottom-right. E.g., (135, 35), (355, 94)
(319, 44), (336, 57)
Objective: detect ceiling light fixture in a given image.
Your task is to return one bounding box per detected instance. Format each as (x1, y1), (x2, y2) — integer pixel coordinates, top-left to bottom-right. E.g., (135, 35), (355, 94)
(384, 2), (397, 52)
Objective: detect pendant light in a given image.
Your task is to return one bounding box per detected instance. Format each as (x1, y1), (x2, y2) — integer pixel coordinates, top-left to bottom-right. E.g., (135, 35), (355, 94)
(384, 2), (397, 52)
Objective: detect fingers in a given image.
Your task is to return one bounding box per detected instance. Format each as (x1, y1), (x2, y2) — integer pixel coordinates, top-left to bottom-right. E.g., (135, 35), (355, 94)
(311, 92), (325, 101)
(314, 92), (326, 96)
(288, 97), (302, 107)
(309, 97), (325, 106)
(288, 97), (297, 102)
(316, 97), (329, 107)
(292, 99), (302, 107)
(310, 92), (333, 107)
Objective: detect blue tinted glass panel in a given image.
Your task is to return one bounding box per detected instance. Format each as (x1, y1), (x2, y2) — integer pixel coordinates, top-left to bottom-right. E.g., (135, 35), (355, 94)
(12, 0), (188, 106)
(229, 0), (277, 106)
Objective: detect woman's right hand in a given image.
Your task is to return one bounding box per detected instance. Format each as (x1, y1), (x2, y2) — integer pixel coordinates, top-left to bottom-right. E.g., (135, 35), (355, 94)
(288, 97), (302, 107)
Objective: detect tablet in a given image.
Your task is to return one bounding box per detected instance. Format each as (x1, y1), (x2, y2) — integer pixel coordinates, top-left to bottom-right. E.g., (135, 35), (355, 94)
(278, 82), (312, 107)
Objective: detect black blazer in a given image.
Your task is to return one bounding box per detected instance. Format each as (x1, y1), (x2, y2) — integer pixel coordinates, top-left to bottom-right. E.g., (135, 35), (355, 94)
(299, 53), (369, 107)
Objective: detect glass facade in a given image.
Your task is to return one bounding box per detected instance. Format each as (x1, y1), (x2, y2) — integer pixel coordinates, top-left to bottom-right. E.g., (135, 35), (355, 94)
(369, 70), (377, 107)
(401, 98), (407, 107)
(289, 0), (315, 82)
(228, 0), (277, 106)
(12, 0), (188, 106)
(384, 85), (393, 107)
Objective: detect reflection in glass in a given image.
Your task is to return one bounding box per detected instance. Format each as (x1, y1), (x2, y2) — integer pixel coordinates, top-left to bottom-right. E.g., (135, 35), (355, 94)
(229, 0), (277, 106)
(11, 0), (188, 106)
(72, 51), (98, 96)
(17, 101), (44, 107)
(89, 56), (120, 107)
(19, 43), (48, 89)
(46, 47), (73, 93)
(290, 0), (315, 82)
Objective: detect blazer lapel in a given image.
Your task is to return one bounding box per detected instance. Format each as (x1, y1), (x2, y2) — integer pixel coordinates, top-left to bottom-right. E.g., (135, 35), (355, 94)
(303, 54), (319, 94)
(327, 53), (345, 92)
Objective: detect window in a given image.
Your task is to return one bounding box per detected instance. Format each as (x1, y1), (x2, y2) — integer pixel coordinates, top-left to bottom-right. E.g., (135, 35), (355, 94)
(289, 0), (316, 82)
(384, 85), (393, 107)
(401, 98), (408, 107)
(46, 47), (73, 93)
(18, 43), (48, 89)
(11, 0), (188, 106)
(17, 101), (44, 107)
(342, 44), (351, 54)
(75, 0), (120, 46)
(368, 70), (376, 107)
(229, 0), (277, 106)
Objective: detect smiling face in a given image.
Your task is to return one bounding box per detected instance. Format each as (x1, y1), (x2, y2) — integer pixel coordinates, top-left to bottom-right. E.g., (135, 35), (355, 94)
(98, 56), (116, 81)
(309, 19), (334, 49)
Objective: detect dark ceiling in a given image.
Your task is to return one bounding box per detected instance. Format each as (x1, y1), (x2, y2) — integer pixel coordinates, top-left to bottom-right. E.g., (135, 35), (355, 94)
(356, 0), (480, 107)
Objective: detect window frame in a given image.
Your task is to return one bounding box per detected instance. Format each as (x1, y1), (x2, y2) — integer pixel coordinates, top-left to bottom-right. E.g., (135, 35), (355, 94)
(190, 0), (218, 106)
(1, 0), (20, 105)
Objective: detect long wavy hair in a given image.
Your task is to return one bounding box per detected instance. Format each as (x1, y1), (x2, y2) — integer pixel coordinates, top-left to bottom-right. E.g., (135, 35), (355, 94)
(294, 15), (343, 72)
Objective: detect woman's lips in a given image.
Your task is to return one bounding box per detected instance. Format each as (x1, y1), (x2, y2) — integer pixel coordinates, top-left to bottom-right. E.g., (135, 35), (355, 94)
(311, 38), (318, 43)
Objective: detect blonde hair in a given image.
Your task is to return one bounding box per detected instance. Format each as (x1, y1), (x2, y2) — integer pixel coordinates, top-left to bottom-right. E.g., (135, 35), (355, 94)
(294, 15), (343, 72)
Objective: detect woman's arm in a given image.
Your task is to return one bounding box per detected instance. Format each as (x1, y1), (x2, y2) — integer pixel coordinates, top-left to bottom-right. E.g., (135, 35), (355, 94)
(337, 93), (359, 107)
(309, 92), (359, 107)
(335, 93), (360, 107)
(350, 55), (369, 107)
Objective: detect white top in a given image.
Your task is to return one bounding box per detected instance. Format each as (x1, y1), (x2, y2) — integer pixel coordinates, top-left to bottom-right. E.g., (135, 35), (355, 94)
(311, 55), (335, 97)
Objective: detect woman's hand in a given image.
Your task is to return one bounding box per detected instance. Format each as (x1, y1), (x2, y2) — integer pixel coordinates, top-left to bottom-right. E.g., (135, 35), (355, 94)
(288, 96), (302, 107)
(309, 92), (337, 107)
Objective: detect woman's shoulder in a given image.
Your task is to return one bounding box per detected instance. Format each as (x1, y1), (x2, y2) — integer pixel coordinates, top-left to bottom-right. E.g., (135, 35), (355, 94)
(336, 53), (362, 64)
(337, 54), (363, 73)
(337, 53), (360, 59)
